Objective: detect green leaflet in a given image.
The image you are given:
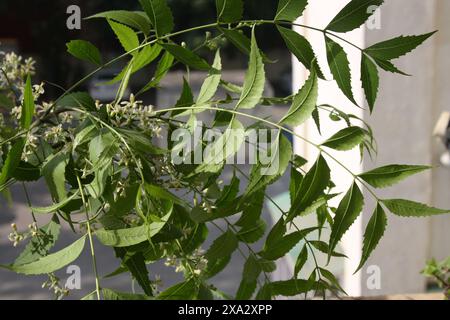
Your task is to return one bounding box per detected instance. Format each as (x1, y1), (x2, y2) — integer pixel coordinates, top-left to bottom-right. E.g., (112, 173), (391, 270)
(42, 152), (69, 202)
(372, 57), (409, 76)
(206, 230), (238, 261)
(101, 288), (151, 300)
(364, 32), (436, 61)
(197, 50), (222, 106)
(235, 28), (265, 110)
(236, 254), (261, 300)
(140, 50), (174, 92)
(108, 19), (139, 54)
(322, 126), (366, 151)
(87, 10), (151, 35)
(144, 184), (188, 207)
(32, 192), (80, 214)
(268, 279), (312, 296)
(280, 67), (318, 127)
(310, 240), (347, 258)
(329, 182), (364, 254)
(288, 155), (330, 221)
(277, 26), (323, 78)
(355, 204), (387, 273)
(236, 189), (266, 227)
(66, 40), (102, 66)
(158, 279), (198, 300)
(275, 0), (308, 22)
(326, 0), (384, 33)
(21, 75), (35, 130)
(361, 54), (379, 112)
(57, 92), (96, 111)
(237, 218), (266, 244)
(0, 138), (25, 188)
(216, 0), (243, 23)
(245, 133), (292, 196)
(96, 225), (147, 247)
(382, 199), (450, 217)
(325, 36), (357, 105)
(294, 245), (308, 277)
(8, 236), (86, 275)
(220, 28), (251, 56)
(14, 218), (61, 266)
(73, 125), (98, 150)
(139, 0), (174, 37)
(261, 228), (314, 261)
(108, 44), (163, 84)
(12, 162), (41, 182)
(161, 43), (210, 71)
(359, 164), (430, 189)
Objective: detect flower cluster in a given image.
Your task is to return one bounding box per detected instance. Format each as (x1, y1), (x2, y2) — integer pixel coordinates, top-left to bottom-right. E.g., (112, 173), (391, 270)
(0, 51), (35, 88)
(42, 273), (69, 300)
(8, 222), (38, 247)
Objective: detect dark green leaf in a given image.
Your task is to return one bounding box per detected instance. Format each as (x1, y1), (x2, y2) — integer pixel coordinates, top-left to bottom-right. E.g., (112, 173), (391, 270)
(0, 93), (14, 109)
(87, 10), (151, 34)
(206, 230), (238, 261)
(102, 288), (151, 300)
(275, 0), (308, 22)
(365, 32), (436, 61)
(329, 182), (364, 253)
(21, 75), (35, 129)
(57, 92), (96, 111)
(310, 240), (347, 258)
(326, 0), (384, 33)
(269, 279), (312, 296)
(158, 279), (198, 300)
(161, 43), (210, 71)
(355, 204), (387, 272)
(237, 218), (266, 243)
(236, 254), (261, 300)
(0, 138), (25, 187)
(322, 126), (366, 151)
(294, 245), (308, 277)
(361, 55), (379, 112)
(359, 165), (430, 189)
(372, 57), (409, 76)
(216, 0), (243, 23)
(139, 0), (174, 37)
(141, 50), (174, 91)
(325, 36), (356, 105)
(261, 229), (312, 261)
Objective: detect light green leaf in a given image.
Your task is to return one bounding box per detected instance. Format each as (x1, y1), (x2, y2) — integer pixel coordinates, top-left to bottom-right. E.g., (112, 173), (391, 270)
(325, 36), (356, 105)
(87, 10), (151, 35)
(220, 28), (251, 55)
(326, 0), (384, 33)
(289, 155), (330, 221)
(197, 50), (222, 106)
(108, 19), (139, 54)
(361, 54), (379, 112)
(322, 126), (366, 151)
(275, 0), (308, 22)
(140, 50), (174, 92)
(329, 182), (364, 253)
(216, 0), (243, 23)
(365, 32), (436, 61)
(281, 67), (318, 127)
(144, 184), (188, 207)
(206, 230), (238, 261)
(139, 0), (174, 37)
(236, 254), (261, 300)
(42, 152), (69, 201)
(0, 138), (25, 187)
(235, 28), (265, 110)
(66, 40), (102, 66)
(382, 199), (450, 217)
(359, 165), (430, 189)
(21, 75), (35, 129)
(73, 125), (98, 150)
(160, 43), (210, 71)
(32, 192), (80, 214)
(355, 204), (387, 273)
(9, 236), (86, 275)
(96, 225), (147, 247)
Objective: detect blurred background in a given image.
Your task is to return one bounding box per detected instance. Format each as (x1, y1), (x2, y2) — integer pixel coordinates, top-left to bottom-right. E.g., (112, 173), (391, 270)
(0, 0), (449, 299)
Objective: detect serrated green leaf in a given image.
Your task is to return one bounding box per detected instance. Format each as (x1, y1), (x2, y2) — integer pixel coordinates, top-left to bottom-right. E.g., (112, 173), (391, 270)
(325, 36), (356, 105)
(289, 155), (330, 221)
(355, 204), (387, 273)
(361, 54), (379, 112)
(66, 40), (102, 66)
(144, 184), (187, 207)
(329, 182), (364, 253)
(161, 43), (210, 71)
(0, 138), (25, 187)
(140, 50), (174, 92)
(87, 10), (151, 35)
(372, 57), (409, 76)
(57, 92), (96, 111)
(326, 0), (384, 33)
(359, 165), (430, 188)
(382, 199), (449, 217)
(115, 248), (153, 295)
(235, 28), (265, 110)
(237, 218), (266, 243)
(206, 230), (238, 261)
(21, 75), (35, 129)
(322, 126), (366, 151)
(32, 192), (79, 214)
(281, 67), (318, 126)
(289, 167), (303, 206)
(275, 0), (308, 22)
(216, 0), (243, 23)
(96, 225), (147, 247)
(236, 254), (261, 300)
(294, 245), (308, 277)
(365, 32), (436, 61)
(236, 189), (265, 227)
(102, 288), (151, 300)
(139, 0), (174, 37)
(220, 28), (251, 56)
(245, 133), (292, 196)
(12, 162), (41, 182)
(158, 279), (198, 300)
(269, 279), (312, 296)
(73, 125), (98, 150)
(8, 236), (86, 275)
(42, 152), (69, 202)
(310, 240), (347, 258)
(197, 50), (222, 106)
(261, 229), (313, 261)
(14, 218), (61, 266)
